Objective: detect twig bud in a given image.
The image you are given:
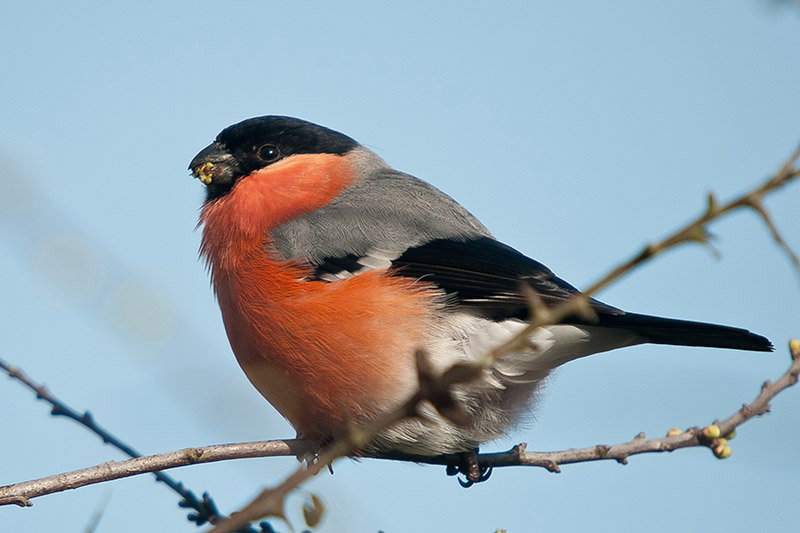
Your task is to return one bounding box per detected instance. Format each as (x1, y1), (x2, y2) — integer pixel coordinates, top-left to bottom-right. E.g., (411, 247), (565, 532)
(712, 439), (732, 459)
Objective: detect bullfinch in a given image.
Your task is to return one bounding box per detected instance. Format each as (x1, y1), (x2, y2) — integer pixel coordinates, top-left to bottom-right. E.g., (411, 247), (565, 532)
(189, 116), (772, 456)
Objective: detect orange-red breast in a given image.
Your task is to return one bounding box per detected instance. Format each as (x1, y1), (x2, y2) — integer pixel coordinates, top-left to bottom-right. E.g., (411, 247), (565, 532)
(189, 116), (771, 455)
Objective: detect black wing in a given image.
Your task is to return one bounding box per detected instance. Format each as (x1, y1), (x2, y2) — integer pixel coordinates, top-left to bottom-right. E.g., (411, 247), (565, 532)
(311, 236), (621, 320)
(310, 236), (772, 352)
(388, 237), (623, 320)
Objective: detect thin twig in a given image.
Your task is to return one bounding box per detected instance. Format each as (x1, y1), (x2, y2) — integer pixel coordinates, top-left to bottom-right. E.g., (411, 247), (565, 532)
(583, 144), (800, 296)
(0, 357), (266, 531)
(2, 340), (797, 512)
(489, 144), (800, 361)
(0, 440), (307, 508)
(374, 339), (800, 472)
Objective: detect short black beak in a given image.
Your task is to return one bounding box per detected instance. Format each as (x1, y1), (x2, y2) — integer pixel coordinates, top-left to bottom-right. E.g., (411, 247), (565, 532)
(189, 142), (238, 187)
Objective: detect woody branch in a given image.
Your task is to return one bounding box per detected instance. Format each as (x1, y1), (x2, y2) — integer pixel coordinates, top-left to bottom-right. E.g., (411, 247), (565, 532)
(1, 341), (798, 517)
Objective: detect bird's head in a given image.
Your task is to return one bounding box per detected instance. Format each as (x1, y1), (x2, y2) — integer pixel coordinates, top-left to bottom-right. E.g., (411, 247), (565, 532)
(189, 116), (359, 202)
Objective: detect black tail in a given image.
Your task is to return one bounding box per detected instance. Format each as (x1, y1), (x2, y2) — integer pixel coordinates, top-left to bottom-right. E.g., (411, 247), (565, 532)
(597, 312), (773, 352)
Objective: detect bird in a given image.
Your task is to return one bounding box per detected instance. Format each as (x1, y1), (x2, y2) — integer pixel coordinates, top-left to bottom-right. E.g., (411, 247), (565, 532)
(189, 115), (772, 457)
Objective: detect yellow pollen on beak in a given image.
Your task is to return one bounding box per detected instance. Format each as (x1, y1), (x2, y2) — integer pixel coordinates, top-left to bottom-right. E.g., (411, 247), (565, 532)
(197, 162), (215, 185)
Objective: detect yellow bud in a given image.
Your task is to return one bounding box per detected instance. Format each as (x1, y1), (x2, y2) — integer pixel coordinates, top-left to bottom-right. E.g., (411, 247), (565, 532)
(666, 428), (682, 437)
(790, 339), (800, 356)
(713, 443), (732, 459)
(701, 424), (721, 439)
(723, 429), (737, 440)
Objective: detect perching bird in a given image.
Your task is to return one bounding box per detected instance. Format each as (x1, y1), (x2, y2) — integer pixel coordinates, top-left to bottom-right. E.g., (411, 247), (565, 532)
(190, 116), (772, 456)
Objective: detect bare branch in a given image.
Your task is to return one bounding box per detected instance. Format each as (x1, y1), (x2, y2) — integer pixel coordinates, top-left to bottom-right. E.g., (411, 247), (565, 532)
(0, 357), (270, 530)
(374, 339), (800, 472)
(0, 440), (308, 508)
(3, 340), (797, 518)
(484, 144), (800, 363)
(745, 196), (800, 271)
(584, 144), (800, 295)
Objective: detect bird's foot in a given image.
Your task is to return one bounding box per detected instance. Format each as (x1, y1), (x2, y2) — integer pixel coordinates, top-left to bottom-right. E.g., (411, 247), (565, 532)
(445, 448), (492, 487)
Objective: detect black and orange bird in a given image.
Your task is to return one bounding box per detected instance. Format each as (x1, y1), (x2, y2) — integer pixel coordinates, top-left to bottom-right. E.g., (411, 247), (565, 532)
(190, 116), (772, 455)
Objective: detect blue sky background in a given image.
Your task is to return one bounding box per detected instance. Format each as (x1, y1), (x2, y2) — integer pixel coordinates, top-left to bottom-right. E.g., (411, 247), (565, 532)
(2, 1), (799, 532)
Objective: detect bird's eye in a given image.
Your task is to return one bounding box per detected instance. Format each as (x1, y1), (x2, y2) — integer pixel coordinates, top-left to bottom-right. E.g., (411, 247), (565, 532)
(257, 144), (280, 163)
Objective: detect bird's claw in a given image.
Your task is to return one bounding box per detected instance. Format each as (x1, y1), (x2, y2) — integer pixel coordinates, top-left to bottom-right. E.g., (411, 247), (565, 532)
(457, 465), (493, 488)
(446, 448), (493, 488)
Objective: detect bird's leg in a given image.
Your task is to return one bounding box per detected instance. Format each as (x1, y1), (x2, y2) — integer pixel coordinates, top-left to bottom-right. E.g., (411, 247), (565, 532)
(445, 448), (493, 487)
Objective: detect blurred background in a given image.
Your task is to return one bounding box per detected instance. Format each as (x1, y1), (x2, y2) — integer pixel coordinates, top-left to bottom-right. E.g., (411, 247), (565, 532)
(2, 1), (799, 531)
